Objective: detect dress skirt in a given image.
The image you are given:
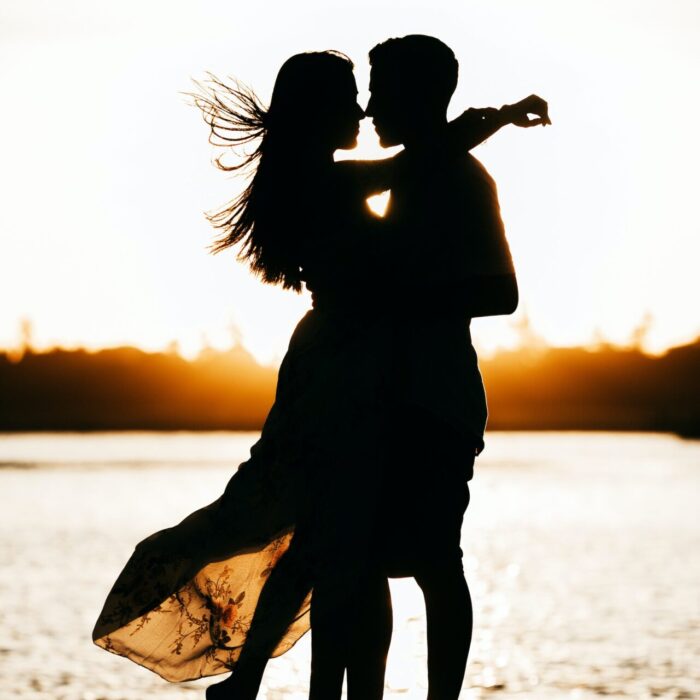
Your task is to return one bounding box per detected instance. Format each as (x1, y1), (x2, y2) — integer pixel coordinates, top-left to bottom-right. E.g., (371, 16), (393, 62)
(92, 308), (390, 682)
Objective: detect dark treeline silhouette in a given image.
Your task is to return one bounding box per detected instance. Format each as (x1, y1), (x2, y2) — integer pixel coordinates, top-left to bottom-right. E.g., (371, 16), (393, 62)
(0, 344), (276, 431)
(481, 340), (700, 437)
(1, 338), (698, 437)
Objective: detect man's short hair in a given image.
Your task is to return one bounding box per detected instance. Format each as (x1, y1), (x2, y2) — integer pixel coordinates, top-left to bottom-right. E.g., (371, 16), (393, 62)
(369, 35), (458, 109)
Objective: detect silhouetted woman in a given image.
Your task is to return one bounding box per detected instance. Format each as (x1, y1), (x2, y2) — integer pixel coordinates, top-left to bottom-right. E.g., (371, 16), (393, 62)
(92, 50), (543, 700)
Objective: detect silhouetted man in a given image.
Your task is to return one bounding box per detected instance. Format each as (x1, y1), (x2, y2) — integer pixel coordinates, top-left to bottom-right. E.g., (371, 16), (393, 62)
(361, 35), (532, 700)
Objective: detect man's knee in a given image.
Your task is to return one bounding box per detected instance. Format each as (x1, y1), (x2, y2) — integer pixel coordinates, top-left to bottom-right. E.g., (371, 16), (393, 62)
(414, 554), (466, 592)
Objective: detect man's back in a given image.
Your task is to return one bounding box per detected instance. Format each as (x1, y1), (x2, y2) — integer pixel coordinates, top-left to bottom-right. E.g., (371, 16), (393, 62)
(383, 141), (516, 450)
(387, 144), (514, 284)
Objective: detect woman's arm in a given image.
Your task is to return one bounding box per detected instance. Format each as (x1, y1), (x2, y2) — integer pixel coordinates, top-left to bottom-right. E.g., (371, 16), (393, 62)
(451, 94), (551, 151)
(335, 157), (396, 199)
(336, 94), (550, 198)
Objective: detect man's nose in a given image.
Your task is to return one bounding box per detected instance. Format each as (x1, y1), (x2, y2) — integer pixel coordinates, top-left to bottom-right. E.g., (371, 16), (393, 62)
(365, 97), (374, 117)
(356, 103), (366, 119)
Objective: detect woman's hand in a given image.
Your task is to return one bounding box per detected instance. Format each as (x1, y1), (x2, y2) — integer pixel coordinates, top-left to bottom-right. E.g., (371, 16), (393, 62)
(500, 95), (551, 127)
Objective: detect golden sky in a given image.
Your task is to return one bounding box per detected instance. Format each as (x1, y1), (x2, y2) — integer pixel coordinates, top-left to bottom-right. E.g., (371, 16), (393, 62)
(1, 0), (698, 363)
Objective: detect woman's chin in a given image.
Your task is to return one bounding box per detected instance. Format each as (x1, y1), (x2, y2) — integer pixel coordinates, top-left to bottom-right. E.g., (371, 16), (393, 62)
(337, 135), (359, 151)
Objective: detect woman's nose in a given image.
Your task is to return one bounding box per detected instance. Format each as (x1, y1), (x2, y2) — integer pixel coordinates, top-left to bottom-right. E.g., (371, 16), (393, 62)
(356, 103), (366, 119)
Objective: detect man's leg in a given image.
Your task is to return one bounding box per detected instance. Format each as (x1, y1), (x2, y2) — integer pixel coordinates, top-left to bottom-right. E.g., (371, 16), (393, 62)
(415, 559), (472, 700)
(412, 442), (474, 700)
(346, 573), (393, 700)
(308, 579), (348, 700)
(386, 408), (475, 700)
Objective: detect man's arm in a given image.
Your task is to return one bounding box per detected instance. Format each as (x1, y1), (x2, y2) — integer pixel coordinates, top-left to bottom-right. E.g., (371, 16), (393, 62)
(444, 273), (518, 317)
(369, 272), (517, 319)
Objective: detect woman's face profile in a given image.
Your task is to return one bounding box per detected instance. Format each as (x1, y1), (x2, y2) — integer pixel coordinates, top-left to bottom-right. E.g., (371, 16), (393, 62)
(321, 70), (364, 151)
(268, 55), (363, 152)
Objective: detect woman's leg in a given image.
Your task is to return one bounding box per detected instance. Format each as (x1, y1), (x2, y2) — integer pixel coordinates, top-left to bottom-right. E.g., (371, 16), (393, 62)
(346, 574), (393, 700)
(206, 536), (313, 700)
(414, 561), (472, 700)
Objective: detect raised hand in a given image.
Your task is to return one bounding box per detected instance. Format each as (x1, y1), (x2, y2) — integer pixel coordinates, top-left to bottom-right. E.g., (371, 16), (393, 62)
(501, 95), (551, 128)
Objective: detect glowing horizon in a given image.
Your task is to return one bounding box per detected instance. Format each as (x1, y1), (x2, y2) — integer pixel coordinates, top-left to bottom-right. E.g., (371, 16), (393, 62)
(3, 309), (691, 366)
(1, 1), (698, 365)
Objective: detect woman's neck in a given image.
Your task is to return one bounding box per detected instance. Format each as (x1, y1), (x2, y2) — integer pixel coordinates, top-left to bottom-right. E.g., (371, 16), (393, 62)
(301, 143), (335, 170)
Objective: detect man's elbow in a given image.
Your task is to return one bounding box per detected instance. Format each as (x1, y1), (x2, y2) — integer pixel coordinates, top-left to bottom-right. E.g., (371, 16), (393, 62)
(501, 275), (519, 315)
(487, 274), (519, 316)
(465, 274), (518, 317)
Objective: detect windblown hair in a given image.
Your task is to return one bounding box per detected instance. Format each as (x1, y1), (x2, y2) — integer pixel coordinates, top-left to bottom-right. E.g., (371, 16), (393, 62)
(191, 74), (268, 174)
(191, 52), (354, 291)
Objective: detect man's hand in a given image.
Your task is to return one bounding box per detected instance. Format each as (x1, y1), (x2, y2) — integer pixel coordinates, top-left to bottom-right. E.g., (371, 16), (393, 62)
(500, 95), (551, 128)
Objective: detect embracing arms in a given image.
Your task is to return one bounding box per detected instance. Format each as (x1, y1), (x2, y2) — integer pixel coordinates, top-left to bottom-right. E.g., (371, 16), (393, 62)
(337, 94), (551, 198)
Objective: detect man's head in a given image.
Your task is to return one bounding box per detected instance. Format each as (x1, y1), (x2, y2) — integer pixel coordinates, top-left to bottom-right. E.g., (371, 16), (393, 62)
(366, 35), (458, 147)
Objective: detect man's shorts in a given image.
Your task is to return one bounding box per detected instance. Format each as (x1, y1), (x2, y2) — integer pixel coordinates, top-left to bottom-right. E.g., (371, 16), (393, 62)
(374, 407), (476, 577)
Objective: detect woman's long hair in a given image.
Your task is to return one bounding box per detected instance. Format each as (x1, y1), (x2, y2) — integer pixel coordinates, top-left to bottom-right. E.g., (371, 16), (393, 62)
(191, 51), (354, 291)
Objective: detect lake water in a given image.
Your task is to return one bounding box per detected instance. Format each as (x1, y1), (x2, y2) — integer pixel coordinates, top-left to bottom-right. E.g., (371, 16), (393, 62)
(0, 431), (698, 699)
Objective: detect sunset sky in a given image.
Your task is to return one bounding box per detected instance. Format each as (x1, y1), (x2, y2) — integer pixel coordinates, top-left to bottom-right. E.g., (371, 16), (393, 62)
(1, 0), (698, 363)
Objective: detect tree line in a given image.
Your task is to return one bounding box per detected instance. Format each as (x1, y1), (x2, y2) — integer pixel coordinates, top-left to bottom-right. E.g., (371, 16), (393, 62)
(1, 339), (698, 437)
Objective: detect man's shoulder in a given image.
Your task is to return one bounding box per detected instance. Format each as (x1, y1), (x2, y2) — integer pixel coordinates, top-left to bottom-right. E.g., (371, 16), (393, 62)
(457, 152), (499, 193)
(392, 147), (498, 202)
(419, 149), (495, 184)
(461, 151), (493, 176)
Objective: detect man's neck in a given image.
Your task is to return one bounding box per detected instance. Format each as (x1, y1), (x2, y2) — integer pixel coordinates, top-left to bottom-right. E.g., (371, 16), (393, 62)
(402, 117), (449, 153)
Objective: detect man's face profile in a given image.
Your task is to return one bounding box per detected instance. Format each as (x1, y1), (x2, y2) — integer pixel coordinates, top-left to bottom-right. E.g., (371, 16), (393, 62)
(366, 66), (409, 148)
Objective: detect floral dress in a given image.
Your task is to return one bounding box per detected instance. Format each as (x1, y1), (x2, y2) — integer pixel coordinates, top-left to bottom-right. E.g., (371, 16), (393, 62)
(92, 169), (392, 682)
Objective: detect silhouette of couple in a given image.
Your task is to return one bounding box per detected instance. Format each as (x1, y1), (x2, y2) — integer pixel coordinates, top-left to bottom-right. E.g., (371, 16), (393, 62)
(93, 35), (549, 700)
